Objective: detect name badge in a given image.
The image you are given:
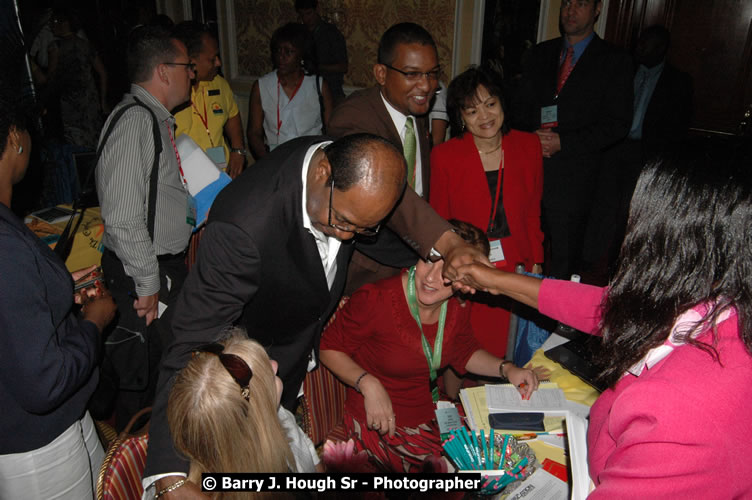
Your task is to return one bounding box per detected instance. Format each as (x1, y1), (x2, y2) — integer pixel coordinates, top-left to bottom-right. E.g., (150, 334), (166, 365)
(489, 238), (506, 268)
(541, 105), (558, 128)
(435, 405), (463, 435)
(206, 146), (226, 164)
(208, 89), (220, 96)
(186, 194), (197, 227)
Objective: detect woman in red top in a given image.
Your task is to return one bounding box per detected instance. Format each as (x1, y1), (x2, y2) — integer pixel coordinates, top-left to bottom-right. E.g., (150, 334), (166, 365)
(319, 221), (542, 473)
(430, 66), (544, 359)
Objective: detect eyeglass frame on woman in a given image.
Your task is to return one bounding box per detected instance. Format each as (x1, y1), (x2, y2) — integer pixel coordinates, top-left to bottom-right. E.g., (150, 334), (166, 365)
(193, 343), (253, 401)
(163, 62), (197, 73)
(327, 177), (381, 237)
(383, 64), (441, 82)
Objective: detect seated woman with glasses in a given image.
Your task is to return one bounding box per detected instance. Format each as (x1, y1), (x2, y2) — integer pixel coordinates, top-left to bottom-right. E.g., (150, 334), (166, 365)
(248, 22), (333, 160)
(167, 328), (321, 490)
(319, 220), (545, 473)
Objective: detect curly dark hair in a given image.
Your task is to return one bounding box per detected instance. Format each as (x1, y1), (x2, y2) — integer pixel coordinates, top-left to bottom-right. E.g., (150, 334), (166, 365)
(446, 66), (509, 138)
(270, 22), (314, 71)
(377, 23), (436, 67)
(597, 139), (752, 387)
(448, 219), (490, 256)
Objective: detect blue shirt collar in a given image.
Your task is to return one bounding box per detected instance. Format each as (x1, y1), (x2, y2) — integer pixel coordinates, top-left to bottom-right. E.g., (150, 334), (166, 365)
(562, 32), (595, 65)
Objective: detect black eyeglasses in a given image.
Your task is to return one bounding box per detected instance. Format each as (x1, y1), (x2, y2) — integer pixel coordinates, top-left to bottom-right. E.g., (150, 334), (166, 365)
(327, 177), (381, 237)
(193, 343), (253, 401)
(383, 64), (441, 82)
(164, 62), (196, 73)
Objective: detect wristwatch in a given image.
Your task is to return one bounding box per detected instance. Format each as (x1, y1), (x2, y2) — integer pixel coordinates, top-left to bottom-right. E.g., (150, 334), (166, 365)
(499, 360), (513, 381)
(230, 147), (248, 156)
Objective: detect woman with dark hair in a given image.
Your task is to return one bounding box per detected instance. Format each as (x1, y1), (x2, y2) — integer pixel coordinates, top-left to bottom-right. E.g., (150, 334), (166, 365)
(452, 143), (752, 497)
(248, 22), (333, 159)
(0, 83), (116, 496)
(320, 220), (544, 473)
(429, 66), (544, 364)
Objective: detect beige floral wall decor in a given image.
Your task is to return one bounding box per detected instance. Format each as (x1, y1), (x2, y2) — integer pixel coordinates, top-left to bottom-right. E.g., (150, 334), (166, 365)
(231, 0), (457, 88)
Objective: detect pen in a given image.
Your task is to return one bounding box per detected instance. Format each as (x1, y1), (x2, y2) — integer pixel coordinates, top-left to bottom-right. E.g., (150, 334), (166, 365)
(518, 382), (529, 400)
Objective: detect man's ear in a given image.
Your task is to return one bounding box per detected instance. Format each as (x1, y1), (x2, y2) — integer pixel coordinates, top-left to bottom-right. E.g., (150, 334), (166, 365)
(157, 64), (169, 85)
(373, 63), (387, 87)
(313, 151), (332, 184)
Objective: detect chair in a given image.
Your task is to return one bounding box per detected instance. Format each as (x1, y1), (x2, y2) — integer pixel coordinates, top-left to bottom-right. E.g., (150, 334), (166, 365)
(301, 297), (350, 446)
(96, 407), (151, 500)
(301, 363), (349, 446)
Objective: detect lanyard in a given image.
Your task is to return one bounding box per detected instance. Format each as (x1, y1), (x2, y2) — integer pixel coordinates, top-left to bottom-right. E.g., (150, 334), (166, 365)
(488, 145), (505, 225)
(166, 123), (188, 192)
(406, 265), (448, 403)
(191, 88), (214, 147)
(276, 74), (304, 137)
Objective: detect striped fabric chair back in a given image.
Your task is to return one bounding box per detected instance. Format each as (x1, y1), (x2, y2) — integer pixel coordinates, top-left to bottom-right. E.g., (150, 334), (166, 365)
(97, 434), (148, 500)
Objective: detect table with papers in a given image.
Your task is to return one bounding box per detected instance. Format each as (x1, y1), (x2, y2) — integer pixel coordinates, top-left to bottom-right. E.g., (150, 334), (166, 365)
(457, 338), (600, 499)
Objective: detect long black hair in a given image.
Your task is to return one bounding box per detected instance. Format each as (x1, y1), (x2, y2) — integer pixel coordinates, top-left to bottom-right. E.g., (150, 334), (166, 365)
(597, 139), (752, 386)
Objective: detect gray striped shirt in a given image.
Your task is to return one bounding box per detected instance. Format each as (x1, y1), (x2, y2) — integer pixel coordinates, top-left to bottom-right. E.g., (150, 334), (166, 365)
(96, 84), (193, 297)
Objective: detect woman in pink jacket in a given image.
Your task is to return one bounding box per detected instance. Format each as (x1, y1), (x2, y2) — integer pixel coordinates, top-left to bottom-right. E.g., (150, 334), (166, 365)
(452, 142), (752, 498)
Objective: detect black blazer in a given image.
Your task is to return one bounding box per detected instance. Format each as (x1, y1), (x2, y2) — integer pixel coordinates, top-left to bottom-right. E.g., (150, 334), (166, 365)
(641, 63), (693, 155)
(512, 35), (633, 213)
(145, 135), (447, 476)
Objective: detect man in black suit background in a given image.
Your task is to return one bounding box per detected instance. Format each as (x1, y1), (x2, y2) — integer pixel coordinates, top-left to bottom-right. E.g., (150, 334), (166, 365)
(630, 25), (693, 157)
(143, 133), (488, 497)
(582, 25), (693, 283)
(512, 0), (633, 279)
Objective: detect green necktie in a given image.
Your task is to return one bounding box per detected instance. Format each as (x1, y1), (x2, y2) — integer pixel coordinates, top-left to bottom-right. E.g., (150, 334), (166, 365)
(403, 117), (416, 189)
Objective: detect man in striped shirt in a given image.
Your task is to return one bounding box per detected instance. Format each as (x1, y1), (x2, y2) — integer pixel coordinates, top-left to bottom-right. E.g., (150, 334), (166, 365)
(95, 25), (195, 428)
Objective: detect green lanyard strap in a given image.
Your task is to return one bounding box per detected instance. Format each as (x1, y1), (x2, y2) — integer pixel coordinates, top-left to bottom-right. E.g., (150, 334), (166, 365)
(406, 266), (448, 403)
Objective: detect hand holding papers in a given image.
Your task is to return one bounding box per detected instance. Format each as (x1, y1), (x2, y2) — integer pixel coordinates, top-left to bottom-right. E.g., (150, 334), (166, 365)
(485, 384), (567, 412)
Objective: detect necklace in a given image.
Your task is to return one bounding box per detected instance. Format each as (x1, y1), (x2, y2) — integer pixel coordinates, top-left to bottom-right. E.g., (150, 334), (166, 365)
(477, 137), (502, 155)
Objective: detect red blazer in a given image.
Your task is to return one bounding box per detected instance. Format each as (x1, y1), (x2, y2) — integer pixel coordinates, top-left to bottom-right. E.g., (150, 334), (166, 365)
(430, 130), (544, 271)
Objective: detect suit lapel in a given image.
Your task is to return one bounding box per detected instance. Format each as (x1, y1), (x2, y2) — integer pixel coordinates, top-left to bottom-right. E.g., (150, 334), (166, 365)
(369, 87), (404, 153)
(285, 141), (333, 301)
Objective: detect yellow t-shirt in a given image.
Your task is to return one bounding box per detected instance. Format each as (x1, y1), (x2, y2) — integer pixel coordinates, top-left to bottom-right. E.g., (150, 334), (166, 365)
(175, 75), (239, 163)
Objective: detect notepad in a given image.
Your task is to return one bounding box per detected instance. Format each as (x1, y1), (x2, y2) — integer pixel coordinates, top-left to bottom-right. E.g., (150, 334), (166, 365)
(485, 384), (567, 412)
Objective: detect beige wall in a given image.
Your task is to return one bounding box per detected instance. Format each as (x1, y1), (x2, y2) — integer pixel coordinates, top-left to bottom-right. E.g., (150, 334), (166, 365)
(225, 0), (457, 88)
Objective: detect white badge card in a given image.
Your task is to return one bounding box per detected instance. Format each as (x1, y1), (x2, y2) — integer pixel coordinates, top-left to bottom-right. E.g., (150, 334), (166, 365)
(541, 105), (558, 129)
(186, 194), (197, 227)
(206, 146), (226, 165)
(489, 238), (506, 265)
(435, 405), (463, 435)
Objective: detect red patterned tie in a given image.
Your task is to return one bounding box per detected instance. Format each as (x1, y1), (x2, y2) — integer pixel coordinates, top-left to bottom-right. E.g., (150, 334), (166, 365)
(556, 47), (574, 94)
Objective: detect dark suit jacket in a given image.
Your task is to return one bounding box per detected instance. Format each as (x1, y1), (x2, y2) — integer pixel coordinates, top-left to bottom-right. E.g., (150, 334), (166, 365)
(641, 63), (693, 155)
(513, 35), (633, 214)
(329, 86), (449, 293)
(144, 135), (449, 476)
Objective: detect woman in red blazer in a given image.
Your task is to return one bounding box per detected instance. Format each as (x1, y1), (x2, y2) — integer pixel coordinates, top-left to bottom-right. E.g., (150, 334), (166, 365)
(430, 66), (543, 360)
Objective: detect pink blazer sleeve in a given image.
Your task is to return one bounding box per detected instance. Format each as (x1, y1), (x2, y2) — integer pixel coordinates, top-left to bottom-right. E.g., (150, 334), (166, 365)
(538, 279), (606, 334)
